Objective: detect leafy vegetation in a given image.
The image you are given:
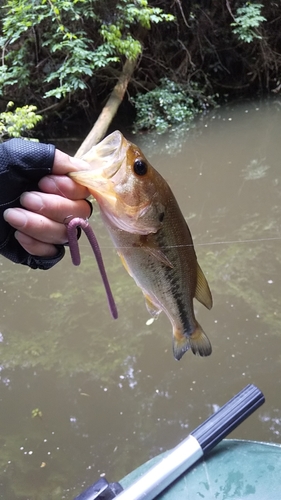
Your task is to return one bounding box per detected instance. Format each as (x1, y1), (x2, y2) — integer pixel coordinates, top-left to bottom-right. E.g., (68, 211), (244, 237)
(133, 77), (216, 133)
(231, 3), (266, 43)
(0, 0), (173, 101)
(0, 1), (280, 136)
(0, 102), (42, 139)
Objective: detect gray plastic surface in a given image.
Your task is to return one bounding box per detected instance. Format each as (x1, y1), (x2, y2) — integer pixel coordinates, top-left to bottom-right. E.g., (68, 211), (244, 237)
(120, 440), (281, 499)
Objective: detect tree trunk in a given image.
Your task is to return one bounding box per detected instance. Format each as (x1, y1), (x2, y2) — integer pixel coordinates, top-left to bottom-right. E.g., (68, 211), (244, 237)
(75, 58), (137, 158)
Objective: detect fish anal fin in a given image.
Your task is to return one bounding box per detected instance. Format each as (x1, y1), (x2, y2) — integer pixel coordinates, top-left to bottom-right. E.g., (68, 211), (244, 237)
(135, 235), (174, 268)
(143, 292), (162, 318)
(195, 263), (213, 310)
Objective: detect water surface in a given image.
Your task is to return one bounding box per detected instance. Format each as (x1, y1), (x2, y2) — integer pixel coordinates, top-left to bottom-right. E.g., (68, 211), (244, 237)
(1, 99), (281, 498)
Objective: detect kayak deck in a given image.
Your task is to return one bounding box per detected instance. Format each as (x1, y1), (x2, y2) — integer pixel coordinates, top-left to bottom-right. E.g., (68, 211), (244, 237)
(120, 439), (281, 499)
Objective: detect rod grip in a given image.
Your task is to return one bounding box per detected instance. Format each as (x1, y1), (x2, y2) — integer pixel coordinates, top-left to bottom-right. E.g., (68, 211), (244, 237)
(191, 384), (265, 455)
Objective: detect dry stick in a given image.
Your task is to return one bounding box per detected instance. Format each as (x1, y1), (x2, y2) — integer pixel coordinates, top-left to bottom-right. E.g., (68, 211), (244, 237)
(66, 217), (118, 320)
(75, 58), (137, 157)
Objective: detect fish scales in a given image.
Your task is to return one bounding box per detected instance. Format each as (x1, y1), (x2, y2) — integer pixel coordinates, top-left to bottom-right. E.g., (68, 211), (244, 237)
(103, 199), (195, 326)
(69, 131), (213, 361)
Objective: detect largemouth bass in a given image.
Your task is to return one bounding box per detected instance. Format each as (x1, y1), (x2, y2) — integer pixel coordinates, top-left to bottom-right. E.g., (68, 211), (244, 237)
(70, 131), (213, 360)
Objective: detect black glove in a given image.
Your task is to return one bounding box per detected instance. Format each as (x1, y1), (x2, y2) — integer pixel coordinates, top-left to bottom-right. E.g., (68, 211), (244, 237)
(0, 138), (65, 269)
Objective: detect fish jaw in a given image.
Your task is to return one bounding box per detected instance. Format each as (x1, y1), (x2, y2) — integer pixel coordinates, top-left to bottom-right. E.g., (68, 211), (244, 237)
(69, 131), (127, 194)
(70, 170), (117, 207)
(70, 168), (161, 234)
(69, 130), (129, 227)
(69, 131), (165, 235)
(82, 130), (126, 173)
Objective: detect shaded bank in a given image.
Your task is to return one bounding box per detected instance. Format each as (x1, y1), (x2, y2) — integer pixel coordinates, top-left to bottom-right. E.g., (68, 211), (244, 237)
(1, 2), (281, 142)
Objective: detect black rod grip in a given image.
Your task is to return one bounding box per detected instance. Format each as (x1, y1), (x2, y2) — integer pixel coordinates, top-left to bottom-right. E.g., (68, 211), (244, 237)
(191, 384), (265, 455)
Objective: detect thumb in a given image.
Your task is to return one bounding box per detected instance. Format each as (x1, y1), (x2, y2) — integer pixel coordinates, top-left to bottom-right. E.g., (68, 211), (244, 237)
(52, 149), (92, 175)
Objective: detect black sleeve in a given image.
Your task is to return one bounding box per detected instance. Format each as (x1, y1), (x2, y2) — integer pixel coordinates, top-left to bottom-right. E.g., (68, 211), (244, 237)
(0, 138), (65, 270)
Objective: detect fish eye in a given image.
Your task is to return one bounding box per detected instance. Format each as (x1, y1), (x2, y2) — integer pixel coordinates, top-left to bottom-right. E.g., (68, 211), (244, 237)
(134, 159), (148, 176)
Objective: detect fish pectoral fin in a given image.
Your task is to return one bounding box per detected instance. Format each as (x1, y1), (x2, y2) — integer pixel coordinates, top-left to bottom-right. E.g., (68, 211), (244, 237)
(135, 236), (173, 268)
(144, 246), (174, 268)
(143, 292), (162, 318)
(173, 322), (212, 361)
(195, 263), (213, 310)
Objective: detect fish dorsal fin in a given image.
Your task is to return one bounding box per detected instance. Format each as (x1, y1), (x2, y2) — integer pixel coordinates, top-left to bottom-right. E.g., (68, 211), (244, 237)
(195, 263), (213, 310)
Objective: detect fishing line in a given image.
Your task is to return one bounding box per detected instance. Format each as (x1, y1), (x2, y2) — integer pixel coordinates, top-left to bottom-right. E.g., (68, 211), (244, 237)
(181, 236), (281, 248)
(54, 182), (281, 250)
(76, 235), (281, 250)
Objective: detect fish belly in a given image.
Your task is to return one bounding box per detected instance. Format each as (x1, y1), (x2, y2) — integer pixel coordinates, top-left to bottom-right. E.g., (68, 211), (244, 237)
(109, 221), (196, 324)
(101, 211), (212, 360)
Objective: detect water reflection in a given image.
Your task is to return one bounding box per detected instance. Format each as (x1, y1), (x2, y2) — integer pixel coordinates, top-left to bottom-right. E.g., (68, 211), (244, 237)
(0, 99), (281, 498)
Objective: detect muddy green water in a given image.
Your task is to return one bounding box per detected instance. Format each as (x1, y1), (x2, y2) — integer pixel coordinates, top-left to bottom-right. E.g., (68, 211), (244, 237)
(0, 99), (281, 499)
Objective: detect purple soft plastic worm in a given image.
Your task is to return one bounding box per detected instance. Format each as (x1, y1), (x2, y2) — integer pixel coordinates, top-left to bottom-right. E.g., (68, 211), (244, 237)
(66, 217), (118, 319)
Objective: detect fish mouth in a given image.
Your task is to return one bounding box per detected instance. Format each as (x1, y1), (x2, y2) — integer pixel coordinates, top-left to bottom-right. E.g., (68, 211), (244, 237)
(69, 131), (127, 196)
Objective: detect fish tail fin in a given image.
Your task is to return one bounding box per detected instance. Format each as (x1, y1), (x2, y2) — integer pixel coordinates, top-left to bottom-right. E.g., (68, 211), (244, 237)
(172, 322), (212, 361)
(189, 322), (212, 357)
(173, 335), (190, 361)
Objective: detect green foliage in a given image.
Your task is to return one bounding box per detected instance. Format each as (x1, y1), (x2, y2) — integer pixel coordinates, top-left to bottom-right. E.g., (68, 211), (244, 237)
(0, 102), (42, 139)
(132, 78), (214, 133)
(231, 2), (266, 43)
(0, 0), (174, 101)
(43, 37), (119, 99)
(100, 24), (142, 61)
(116, 0), (174, 30)
(101, 0), (174, 60)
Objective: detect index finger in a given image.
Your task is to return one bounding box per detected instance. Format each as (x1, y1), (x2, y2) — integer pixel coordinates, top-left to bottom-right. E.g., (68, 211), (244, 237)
(52, 149), (91, 175)
(38, 175), (91, 200)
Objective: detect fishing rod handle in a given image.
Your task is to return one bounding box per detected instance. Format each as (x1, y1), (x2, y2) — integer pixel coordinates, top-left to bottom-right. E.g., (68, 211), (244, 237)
(191, 383), (265, 454)
(114, 384), (264, 500)
(114, 434), (202, 500)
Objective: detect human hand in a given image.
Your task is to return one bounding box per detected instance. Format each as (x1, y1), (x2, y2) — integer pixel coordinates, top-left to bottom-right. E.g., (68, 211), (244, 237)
(4, 149), (92, 258)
